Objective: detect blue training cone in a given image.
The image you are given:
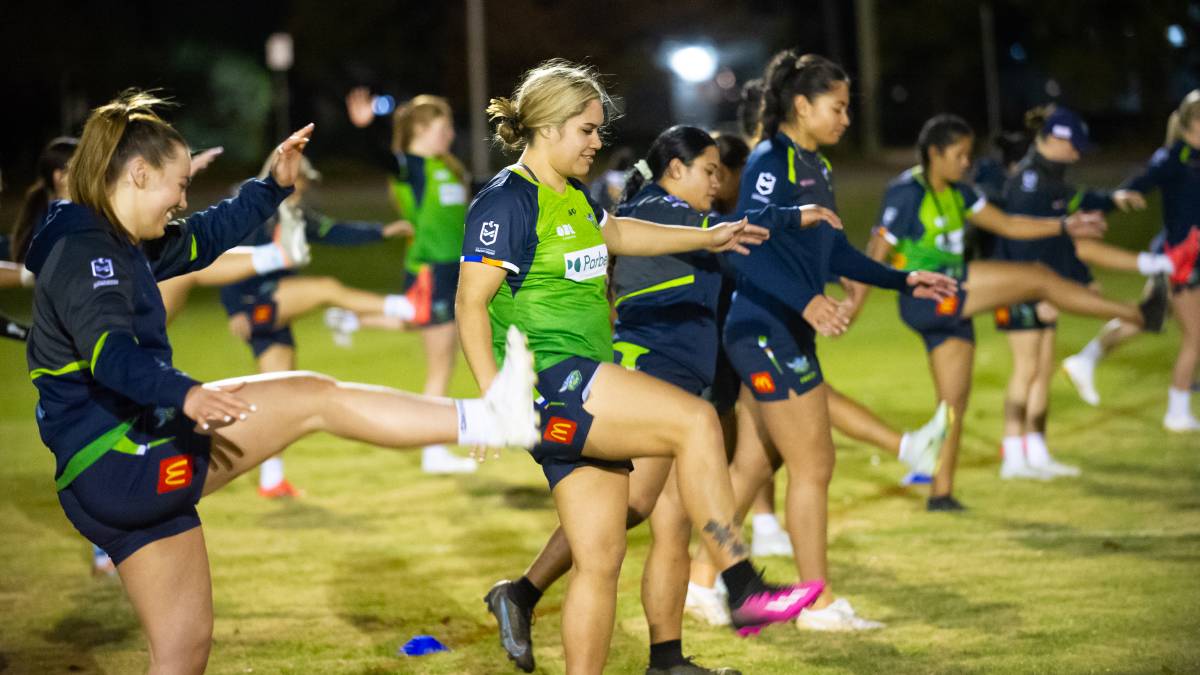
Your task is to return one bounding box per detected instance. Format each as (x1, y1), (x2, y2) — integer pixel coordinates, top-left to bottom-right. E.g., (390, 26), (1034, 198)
(399, 635), (449, 656)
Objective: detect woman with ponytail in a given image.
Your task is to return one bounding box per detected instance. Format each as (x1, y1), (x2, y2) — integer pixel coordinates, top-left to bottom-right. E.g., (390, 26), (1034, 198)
(25, 90), (539, 673)
(461, 60), (820, 674)
(855, 114), (1163, 509)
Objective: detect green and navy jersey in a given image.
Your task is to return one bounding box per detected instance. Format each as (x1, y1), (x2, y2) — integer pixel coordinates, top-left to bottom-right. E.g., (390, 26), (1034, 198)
(611, 183), (723, 386)
(876, 166), (986, 279)
(462, 166), (611, 372)
(392, 152), (468, 271)
(1122, 140), (1200, 246)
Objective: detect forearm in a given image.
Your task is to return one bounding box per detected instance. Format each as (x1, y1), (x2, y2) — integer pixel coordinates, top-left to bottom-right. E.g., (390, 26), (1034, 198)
(91, 332), (200, 409)
(456, 297), (500, 391)
(831, 235), (908, 291)
(606, 216), (710, 257)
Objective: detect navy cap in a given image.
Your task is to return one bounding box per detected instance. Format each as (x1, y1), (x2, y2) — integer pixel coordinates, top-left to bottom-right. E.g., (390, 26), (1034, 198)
(1043, 107), (1093, 154)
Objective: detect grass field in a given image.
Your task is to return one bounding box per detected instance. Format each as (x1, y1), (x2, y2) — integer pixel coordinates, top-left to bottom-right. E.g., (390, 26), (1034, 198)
(1, 165), (1197, 674)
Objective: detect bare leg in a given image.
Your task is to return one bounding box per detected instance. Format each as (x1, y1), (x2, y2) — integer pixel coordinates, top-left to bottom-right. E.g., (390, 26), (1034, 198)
(1098, 319), (1144, 354)
(200, 372), (460, 495)
(1004, 331), (1043, 439)
(827, 386), (902, 455)
(962, 260), (1141, 324)
(420, 323), (458, 397)
(555, 466), (629, 675)
(272, 276), (389, 325)
(1026, 326), (1058, 436)
(928, 339), (974, 498)
(118, 527), (213, 675)
(750, 483), (774, 517)
(643, 464), (691, 644)
(757, 384), (836, 606)
(1075, 238), (1141, 273)
(1171, 288), (1200, 391)
(187, 252), (260, 286)
(158, 275), (200, 324)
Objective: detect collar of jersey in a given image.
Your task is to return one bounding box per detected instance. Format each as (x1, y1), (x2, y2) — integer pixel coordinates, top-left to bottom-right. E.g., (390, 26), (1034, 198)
(509, 163), (573, 197)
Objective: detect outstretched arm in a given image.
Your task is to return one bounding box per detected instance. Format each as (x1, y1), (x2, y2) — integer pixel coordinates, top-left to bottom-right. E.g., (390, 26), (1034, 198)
(602, 214), (769, 257)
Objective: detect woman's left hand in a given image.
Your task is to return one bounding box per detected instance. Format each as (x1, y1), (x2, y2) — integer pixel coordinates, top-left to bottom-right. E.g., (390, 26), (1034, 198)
(707, 218), (770, 255)
(907, 270), (958, 302)
(270, 123), (315, 188)
(383, 220), (414, 238)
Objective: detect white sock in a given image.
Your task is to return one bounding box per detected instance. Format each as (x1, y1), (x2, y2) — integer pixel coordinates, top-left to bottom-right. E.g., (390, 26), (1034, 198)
(251, 243), (288, 274)
(752, 513), (783, 536)
(1001, 436), (1025, 463)
(423, 444), (448, 457)
(898, 432), (913, 464)
(455, 399), (495, 446)
(1137, 252), (1174, 276)
(1023, 432), (1052, 465)
(260, 456), (285, 489)
(1078, 337), (1104, 364)
(1168, 387), (1192, 418)
(383, 294), (416, 321)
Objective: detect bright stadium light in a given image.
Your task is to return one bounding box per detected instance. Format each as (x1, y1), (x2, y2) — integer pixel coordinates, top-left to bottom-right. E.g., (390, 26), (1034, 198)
(1166, 24), (1186, 48)
(669, 45), (718, 83)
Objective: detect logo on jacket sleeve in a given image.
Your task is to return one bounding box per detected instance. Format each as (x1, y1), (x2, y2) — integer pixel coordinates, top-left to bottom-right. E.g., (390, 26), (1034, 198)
(479, 221), (500, 246)
(543, 416), (578, 445)
(157, 454), (194, 494)
(755, 172), (777, 196)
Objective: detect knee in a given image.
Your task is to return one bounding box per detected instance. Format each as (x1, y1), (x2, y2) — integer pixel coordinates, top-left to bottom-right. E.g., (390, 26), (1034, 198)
(573, 537), (626, 579)
(286, 371), (339, 395)
(314, 276), (344, 296)
(150, 628), (212, 674)
(678, 401), (723, 449)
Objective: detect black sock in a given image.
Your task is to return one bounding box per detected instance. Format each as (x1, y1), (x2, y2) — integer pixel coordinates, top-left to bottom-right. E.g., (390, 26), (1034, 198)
(649, 639), (685, 668)
(510, 576), (543, 610)
(720, 559), (760, 603)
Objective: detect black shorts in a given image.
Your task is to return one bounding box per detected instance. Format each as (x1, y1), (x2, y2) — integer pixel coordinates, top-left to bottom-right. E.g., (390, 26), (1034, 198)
(994, 301), (1056, 331)
(723, 291), (823, 403)
(404, 261), (460, 325)
(532, 357), (633, 489)
(57, 411), (211, 565)
(899, 289), (975, 351)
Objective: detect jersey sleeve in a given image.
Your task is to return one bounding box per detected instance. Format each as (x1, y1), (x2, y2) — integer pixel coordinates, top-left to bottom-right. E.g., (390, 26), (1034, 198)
(875, 184), (921, 246)
(145, 176), (291, 281)
(957, 182), (988, 214)
(1069, 187), (1116, 213)
(304, 208), (385, 246)
(461, 182), (533, 274)
(1121, 146), (1179, 195)
(53, 235), (198, 409)
(829, 230), (909, 291)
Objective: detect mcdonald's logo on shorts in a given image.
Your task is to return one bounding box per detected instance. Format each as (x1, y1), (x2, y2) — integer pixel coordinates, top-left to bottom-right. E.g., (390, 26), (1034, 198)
(543, 416), (578, 445)
(994, 306), (1011, 326)
(935, 294), (960, 317)
(750, 371), (776, 394)
(157, 455), (194, 494)
(252, 303), (275, 326)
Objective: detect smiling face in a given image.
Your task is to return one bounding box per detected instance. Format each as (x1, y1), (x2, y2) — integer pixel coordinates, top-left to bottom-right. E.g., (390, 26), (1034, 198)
(664, 145), (720, 212)
(413, 114), (456, 156)
(541, 97), (604, 179)
(796, 80), (851, 146)
(126, 142), (191, 239)
(929, 135), (975, 184)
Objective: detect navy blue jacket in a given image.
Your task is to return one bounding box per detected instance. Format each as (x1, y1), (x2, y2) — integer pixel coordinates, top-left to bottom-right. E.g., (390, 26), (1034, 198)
(25, 177), (290, 477)
(729, 133), (909, 317)
(612, 183), (724, 385)
(1122, 140), (1200, 247)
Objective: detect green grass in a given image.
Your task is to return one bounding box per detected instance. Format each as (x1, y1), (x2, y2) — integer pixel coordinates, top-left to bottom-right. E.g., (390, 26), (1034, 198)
(1, 169), (1198, 673)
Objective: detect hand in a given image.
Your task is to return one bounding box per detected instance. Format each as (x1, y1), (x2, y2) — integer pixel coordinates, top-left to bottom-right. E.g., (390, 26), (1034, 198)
(269, 123), (315, 188)
(382, 220), (414, 238)
(183, 382), (254, 433)
(1063, 210), (1107, 239)
(799, 204), (843, 230)
(906, 270), (958, 302)
(707, 218), (770, 255)
(1111, 189), (1147, 212)
(803, 294), (850, 336)
(345, 86), (375, 128)
(189, 147), (224, 177)
(228, 313), (252, 341)
(468, 444), (502, 463)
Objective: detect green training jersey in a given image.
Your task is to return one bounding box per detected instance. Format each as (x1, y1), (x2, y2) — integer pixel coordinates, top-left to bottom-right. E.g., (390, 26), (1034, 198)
(391, 153), (468, 271)
(875, 166), (985, 280)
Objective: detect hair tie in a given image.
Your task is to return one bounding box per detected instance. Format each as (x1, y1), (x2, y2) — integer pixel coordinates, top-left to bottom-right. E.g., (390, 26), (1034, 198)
(633, 159), (652, 180)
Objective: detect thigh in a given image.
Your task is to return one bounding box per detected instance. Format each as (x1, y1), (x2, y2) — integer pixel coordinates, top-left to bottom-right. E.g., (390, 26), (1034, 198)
(963, 260), (1047, 317)
(118, 526), (213, 655)
(158, 275), (196, 323)
(756, 383), (834, 475)
(1006, 329), (1046, 365)
(272, 276), (337, 324)
(554, 465), (630, 566)
(628, 456), (676, 518)
(1173, 287), (1200, 338)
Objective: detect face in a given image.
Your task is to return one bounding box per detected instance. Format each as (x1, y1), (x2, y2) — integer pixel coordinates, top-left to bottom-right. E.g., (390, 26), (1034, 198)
(1182, 117), (1200, 148)
(130, 143), (190, 239)
(930, 135), (974, 183)
(795, 80), (851, 146)
(714, 158), (742, 210)
(665, 145), (720, 212)
(1036, 135), (1080, 163)
(541, 98), (604, 179)
(415, 115), (455, 155)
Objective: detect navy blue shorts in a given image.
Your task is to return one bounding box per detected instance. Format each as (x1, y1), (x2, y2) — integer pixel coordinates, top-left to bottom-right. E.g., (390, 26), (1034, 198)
(706, 346), (741, 414)
(57, 411), (211, 565)
(723, 291), (823, 402)
(404, 262), (460, 325)
(533, 357), (633, 489)
(899, 289), (975, 351)
(994, 301), (1056, 331)
(221, 281), (295, 357)
(612, 341), (708, 397)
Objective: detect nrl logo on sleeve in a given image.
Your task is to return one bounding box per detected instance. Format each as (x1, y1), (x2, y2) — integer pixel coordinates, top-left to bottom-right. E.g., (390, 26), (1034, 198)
(90, 258), (114, 279)
(479, 221), (500, 246)
(755, 172), (777, 196)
